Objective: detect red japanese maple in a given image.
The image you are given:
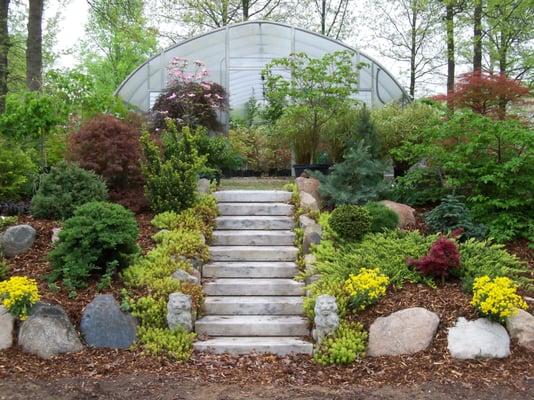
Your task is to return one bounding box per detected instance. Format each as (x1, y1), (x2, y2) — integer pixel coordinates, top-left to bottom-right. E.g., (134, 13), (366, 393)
(433, 71), (529, 120)
(408, 236), (461, 283)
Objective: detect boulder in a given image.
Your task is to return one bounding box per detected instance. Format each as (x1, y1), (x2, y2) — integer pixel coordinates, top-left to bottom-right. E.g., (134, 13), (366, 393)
(299, 215), (316, 230)
(447, 317), (510, 359)
(167, 293), (193, 332)
(172, 269), (200, 285)
(1, 224), (36, 258)
(300, 192), (319, 213)
(312, 295), (339, 343)
(18, 303), (83, 359)
(51, 228), (61, 244)
(378, 200), (416, 229)
(303, 223), (322, 254)
(197, 178), (211, 194)
(506, 309), (534, 351)
(0, 305), (14, 350)
(295, 176), (321, 204)
(367, 307), (439, 356)
(80, 294), (137, 349)
(304, 253), (316, 274)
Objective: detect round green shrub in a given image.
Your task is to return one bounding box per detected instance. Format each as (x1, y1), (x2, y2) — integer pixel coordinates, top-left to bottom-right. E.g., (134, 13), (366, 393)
(364, 202), (399, 233)
(49, 201), (139, 291)
(0, 143), (36, 201)
(329, 205), (371, 241)
(30, 161), (108, 220)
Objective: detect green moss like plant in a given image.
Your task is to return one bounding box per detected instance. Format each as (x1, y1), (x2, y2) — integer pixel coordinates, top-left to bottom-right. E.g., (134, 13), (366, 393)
(329, 204), (371, 242)
(313, 321), (367, 365)
(137, 326), (196, 361)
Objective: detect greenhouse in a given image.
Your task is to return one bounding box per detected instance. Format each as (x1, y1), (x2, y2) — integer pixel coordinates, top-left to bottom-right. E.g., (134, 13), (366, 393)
(116, 21), (410, 115)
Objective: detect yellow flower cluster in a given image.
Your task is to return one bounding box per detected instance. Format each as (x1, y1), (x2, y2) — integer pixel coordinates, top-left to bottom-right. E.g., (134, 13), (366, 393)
(344, 268), (389, 311)
(471, 276), (527, 323)
(0, 276), (40, 320)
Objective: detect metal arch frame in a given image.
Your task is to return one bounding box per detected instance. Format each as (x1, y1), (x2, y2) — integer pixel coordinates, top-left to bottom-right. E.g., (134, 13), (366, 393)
(115, 20), (411, 105)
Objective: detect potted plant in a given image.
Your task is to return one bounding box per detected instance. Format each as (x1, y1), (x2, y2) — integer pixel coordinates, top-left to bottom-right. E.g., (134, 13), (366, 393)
(262, 51), (364, 175)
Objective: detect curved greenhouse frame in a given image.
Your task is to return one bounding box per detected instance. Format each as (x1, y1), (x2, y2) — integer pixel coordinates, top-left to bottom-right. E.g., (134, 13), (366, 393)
(116, 21), (410, 114)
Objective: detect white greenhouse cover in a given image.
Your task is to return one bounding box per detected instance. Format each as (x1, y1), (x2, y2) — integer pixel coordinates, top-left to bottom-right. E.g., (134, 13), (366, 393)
(116, 21), (410, 114)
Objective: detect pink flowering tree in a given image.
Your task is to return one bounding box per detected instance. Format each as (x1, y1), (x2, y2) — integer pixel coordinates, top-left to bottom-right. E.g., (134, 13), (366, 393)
(151, 57), (228, 132)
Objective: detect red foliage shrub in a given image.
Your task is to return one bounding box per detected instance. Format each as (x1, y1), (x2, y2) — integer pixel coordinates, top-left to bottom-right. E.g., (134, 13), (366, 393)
(433, 72), (529, 120)
(68, 114), (144, 191)
(408, 236), (460, 282)
(109, 187), (149, 214)
(151, 80), (227, 132)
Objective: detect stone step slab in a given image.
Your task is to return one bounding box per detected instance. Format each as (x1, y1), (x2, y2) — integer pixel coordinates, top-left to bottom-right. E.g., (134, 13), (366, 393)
(209, 246), (298, 262)
(202, 262), (298, 278)
(211, 230), (295, 246)
(193, 337), (313, 355)
(218, 203), (293, 216)
(195, 315), (309, 336)
(203, 278), (305, 296)
(203, 296), (304, 315)
(215, 190), (292, 203)
(216, 216), (294, 230)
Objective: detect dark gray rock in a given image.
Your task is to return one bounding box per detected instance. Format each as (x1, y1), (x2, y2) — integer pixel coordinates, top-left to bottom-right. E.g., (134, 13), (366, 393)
(1, 224), (36, 258)
(303, 223), (322, 254)
(18, 303), (83, 359)
(80, 295), (137, 349)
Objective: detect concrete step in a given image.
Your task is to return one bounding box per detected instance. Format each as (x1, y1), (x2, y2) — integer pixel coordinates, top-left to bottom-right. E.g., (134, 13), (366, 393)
(203, 278), (305, 296)
(216, 216), (294, 230)
(215, 190), (292, 203)
(203, 296), (304, 315)
(209, 246), (298, 262)
(195, 315), (310, 336)
(193, 337), (313, 355)
(218, 202), (294, 216)
(211, 230), (295, 246)
(203, 261), (299, 278)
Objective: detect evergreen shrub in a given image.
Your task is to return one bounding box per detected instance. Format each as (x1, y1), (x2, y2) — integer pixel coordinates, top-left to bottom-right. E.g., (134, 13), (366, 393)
(364, 202), (399, 233)
(329, 204), (371, 241)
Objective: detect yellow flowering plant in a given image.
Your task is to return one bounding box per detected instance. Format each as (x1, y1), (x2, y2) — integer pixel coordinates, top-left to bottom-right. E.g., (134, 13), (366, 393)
(471, 276), (527, 324)
(344, 268), (389, 311)
(0, 276), (40, 320)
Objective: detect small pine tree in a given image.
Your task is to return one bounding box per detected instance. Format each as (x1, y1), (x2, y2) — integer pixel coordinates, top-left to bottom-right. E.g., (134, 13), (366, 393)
(353, 105), (381, 158)
(314, 141), (390, 206)
(141, 121), (205, 213)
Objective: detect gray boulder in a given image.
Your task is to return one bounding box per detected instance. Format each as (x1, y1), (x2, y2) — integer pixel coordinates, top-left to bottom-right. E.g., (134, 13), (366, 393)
(18, 303), (83, 359)
(167, 293), (193, 332)
(506, 309), (534, 351)
(367, 307), (440, 356)
(312, 295), (339, 343)
(80, 294), (137, 349)
(0, 305), (14, 350)
(303, 223), (322, 254)
(172, 269), (200, 285)
(300, 192), (319, 213)
(197, 178), (211, 194)
(1, 224), (36, 258)
(447, 317), (510, 359)
(378, 200), (416, 229)
(299, 215), (316, 230)
(295, 176), (321, 205)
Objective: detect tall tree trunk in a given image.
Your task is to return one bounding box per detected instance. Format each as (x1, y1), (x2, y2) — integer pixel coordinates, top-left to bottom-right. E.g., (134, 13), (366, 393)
(445, 3), (455, 111)
(242, 0), (249, 20)
(321, 0), (326, 35)
(0, 0), (9, 113)
(473, 0), (482, 72)
(409, 5), (417, 99)
(26, 0), (43, 91)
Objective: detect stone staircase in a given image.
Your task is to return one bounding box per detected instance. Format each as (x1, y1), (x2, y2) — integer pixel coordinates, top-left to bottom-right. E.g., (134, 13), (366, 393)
(194, 190), (313, 356)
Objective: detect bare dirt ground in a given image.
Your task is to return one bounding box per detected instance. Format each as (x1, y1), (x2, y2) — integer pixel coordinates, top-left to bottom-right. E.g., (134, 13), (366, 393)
(0, 375), (533, 400)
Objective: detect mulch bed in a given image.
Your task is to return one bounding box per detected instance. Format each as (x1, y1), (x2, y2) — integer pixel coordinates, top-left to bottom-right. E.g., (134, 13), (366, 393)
(1, 212), (533, 390)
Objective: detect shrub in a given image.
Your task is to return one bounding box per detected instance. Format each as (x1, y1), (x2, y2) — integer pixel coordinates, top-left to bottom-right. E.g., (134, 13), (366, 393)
(458, 239), (531, 292)
(313, 321), (367, 365)
(391, 166), (448, 206)
(425, 195), (486, 240)
(137, 326), (196, 361)
(30, 161), (108, 220)
(128, 295), (167, 328)
(329, 205), (371, 241)
(0, 216), (17, 231)
(152, 229), (209, 262)
(0, 259), (8, 281)
(141, 123), (204, 213)
(314, 141), (390, 206)
(408, 236), (461, 283)
(0, 276), (40, 319)
(67, 114), (144, 190)
(344, 268), (389, 311)
(0, 143), (36, 201)
(471, 276), (527, 324)
(49, 201), (139, 291)
(194, 131), (244, 173)
(364, 202), (399, 233)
